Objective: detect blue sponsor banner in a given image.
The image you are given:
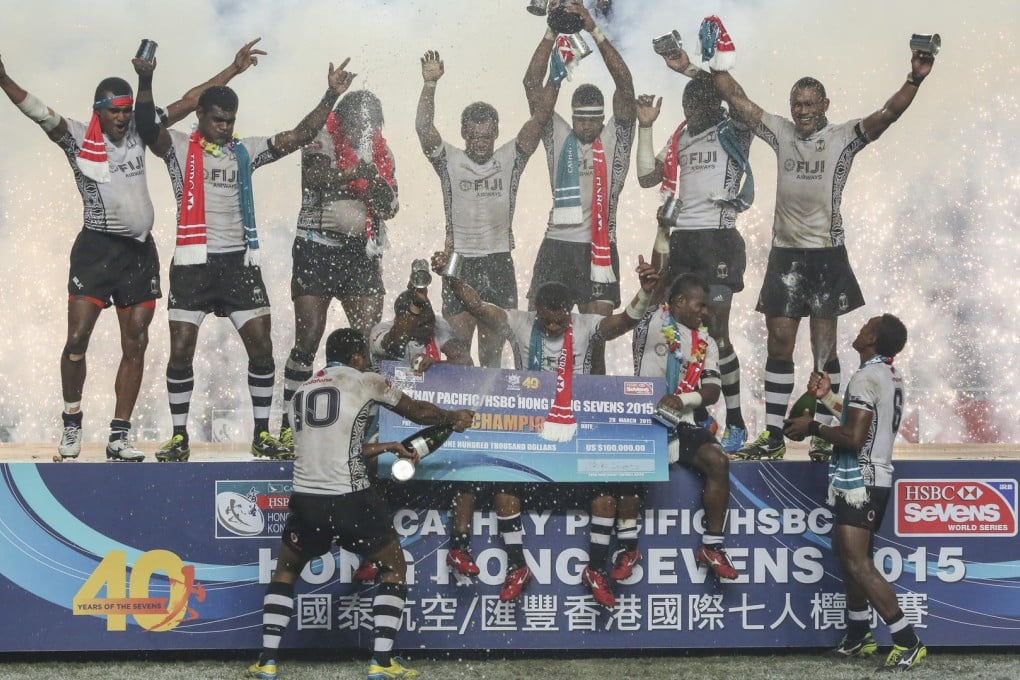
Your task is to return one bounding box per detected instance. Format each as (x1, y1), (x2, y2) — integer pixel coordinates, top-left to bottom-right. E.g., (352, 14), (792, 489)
(377, 362), (670, 482)
(0, 460), (1017, 652)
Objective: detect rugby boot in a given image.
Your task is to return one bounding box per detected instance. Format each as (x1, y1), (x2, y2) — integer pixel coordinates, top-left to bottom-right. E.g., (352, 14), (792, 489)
(252, 431), (295, 460)
(695, 544), (739, 580)
(878, 640), (927, 672)
(367, 656), (419, 679)
(582, 566), (616, 608)
(609, 549), (641, 581)
(499, 565), (532, 601)
(720, 425), (748, 454)
(827, 631), (879, 659)
(808, 435), (833, 463)
(155, 434), (191, 462)
(57, 424), (82, 460)
(732, 430), (786, 460)
(105, 433), (145, 462)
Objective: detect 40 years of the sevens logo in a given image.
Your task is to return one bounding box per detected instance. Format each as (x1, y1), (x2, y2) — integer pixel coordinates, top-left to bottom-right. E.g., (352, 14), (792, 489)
(72, 550), (206, 631)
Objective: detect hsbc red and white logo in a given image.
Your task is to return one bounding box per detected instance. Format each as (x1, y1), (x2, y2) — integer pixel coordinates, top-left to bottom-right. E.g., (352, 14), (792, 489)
(895, 479), (1018, 537)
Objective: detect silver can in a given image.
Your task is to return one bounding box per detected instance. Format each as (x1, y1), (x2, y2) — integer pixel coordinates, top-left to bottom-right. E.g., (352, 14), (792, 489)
(909, 33), (941, 56)
(135, 39), (158, 64)
(564, 33), (592, 60)
(441, 251), (464, 279)
(657, 196), (683, 227)
(652, 403), (685, 429)
(526, 0), (549, 16)
(652, 30), (683, 59)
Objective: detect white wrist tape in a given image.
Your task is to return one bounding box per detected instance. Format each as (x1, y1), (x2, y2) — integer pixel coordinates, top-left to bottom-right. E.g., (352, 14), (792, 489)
(17, 91), (60, 131)
(636, 125), (656, 176)
(679, 392), (703, 410)
(682, 64), (703, 79)
(654, 224), (671, 255)
(820, 391), (842, 413)
(625, 287), (651, 320)
(545, 27), (557, 41)
(591, 26), (606, 44)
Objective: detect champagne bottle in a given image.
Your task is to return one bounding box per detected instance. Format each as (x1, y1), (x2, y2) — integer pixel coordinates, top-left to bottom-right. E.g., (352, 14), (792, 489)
(391, 424), (455, 482)
(788, 390), (817, 420)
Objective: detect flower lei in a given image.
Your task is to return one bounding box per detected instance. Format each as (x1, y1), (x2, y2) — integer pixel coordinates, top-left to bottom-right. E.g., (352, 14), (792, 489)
(660, 304), (709, 395)
(659, 304), (708, 362)
(199, 133), (240, 157)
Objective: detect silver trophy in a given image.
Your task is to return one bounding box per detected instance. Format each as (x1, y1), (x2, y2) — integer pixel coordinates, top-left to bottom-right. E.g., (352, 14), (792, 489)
(441, 251), (464, 279)
(909, 33), (941, 55)
(526, 0), (549, 16)
(409, 258), (432, 290)
(652, 30), (683, 59)
(135, 39), (158, 64)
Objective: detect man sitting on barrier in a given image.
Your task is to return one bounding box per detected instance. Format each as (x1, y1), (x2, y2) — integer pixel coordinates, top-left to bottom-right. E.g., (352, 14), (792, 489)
(247, 328), (473, 680)
(636, 273), (740, 590)
(431, 250), (658, 603)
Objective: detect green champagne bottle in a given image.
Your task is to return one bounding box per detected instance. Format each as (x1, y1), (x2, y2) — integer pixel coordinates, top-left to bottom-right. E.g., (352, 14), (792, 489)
(392, 424), (455, 481)
(788, 390), (817, 420)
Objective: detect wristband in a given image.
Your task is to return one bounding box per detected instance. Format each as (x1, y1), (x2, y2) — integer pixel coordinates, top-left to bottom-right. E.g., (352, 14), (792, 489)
(624, 287), (651, 320)
(808, 421), (822, 437)
(591, 26), (606, 44)
(423, 81), (437, 89)
(679, 392), (703, 410)
(636, 124), (656, 176)
(820, 390), (842, 413)
(545, 27), (557, 41)
(906, 72), (925, 87)
(653, 224), (671, 255)
(682, 64), (702, 79)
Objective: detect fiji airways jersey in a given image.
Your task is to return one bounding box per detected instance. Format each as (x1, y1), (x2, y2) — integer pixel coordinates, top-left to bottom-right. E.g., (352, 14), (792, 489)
(505, 310), (602, 374)
(58, 118), (154, 241)
(541, 112), (634, 243)
(656, 119), (752, 231)
(297, 128), (398, 238)
(289, 364), (404, 495)
(163, 130), (280, 253)
(840, 358), (905, 489)
(756, 112), (870, 249)
(427, 139), (529, 256)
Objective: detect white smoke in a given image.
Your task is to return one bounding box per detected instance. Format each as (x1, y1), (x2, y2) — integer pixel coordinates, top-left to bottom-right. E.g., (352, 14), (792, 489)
(0, 0), (1016, 443)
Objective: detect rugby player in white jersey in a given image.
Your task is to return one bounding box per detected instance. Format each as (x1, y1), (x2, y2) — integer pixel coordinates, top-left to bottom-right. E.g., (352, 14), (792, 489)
(135, 56), (357, 462)
(247, 327), (474, 680)
(280, 88), (399, 454)
(431, 249), (658, 604)
(522, 0), (636, 375)
(785, 314), (923, 671)
(415, 49), (554, 368)
(0, 40), (264, 461)
(636, 68), (754, 455)
(704, 17), (934, 462)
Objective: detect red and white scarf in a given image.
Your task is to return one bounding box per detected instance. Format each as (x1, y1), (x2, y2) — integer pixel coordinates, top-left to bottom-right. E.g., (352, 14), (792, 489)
(659, 120), (687, 200)
(540, 323), (577, 442)
(76, 95), (133, 184)
(589, 137), (614, 283)
(174, 131), (209, 265)
(324, 112), (395, 255)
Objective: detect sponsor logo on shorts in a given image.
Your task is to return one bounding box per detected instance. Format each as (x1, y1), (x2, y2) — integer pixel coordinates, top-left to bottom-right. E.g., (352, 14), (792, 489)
(838, 293), (849, 312)
(894, 479), (1018, 537)
(72, 276), (84, 290)
(623, 381), (654, 396)
(215, 480), (292, 539)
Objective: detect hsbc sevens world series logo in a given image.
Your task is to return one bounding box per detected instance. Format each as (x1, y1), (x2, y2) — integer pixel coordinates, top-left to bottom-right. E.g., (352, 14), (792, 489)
(895, 479), (1018, 537)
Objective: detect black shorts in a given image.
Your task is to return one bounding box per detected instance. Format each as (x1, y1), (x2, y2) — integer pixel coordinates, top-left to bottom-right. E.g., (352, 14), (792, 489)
(833, 486), (890, 532)
(669, 228), (746, 297)
(282, 488), (398, 559)
(168, 252), (270, 317)
(670, 423), (718, 466)
(291, 234), (385, 300)
(68, 229), (161, 307)
(442, 252), (518, 316)
(528, 238), (621, 308)
(756, 246), (864, 319)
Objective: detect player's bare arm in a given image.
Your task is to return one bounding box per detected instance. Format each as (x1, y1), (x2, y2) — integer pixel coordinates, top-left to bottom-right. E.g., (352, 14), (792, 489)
(164, 38), (267, 126)
(414, 50), (443, 154)
(0, 54), (68, 141)
(860, 48), (934, 141)
(598, 255), (659, 340)
(272, 58), (356, 156)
